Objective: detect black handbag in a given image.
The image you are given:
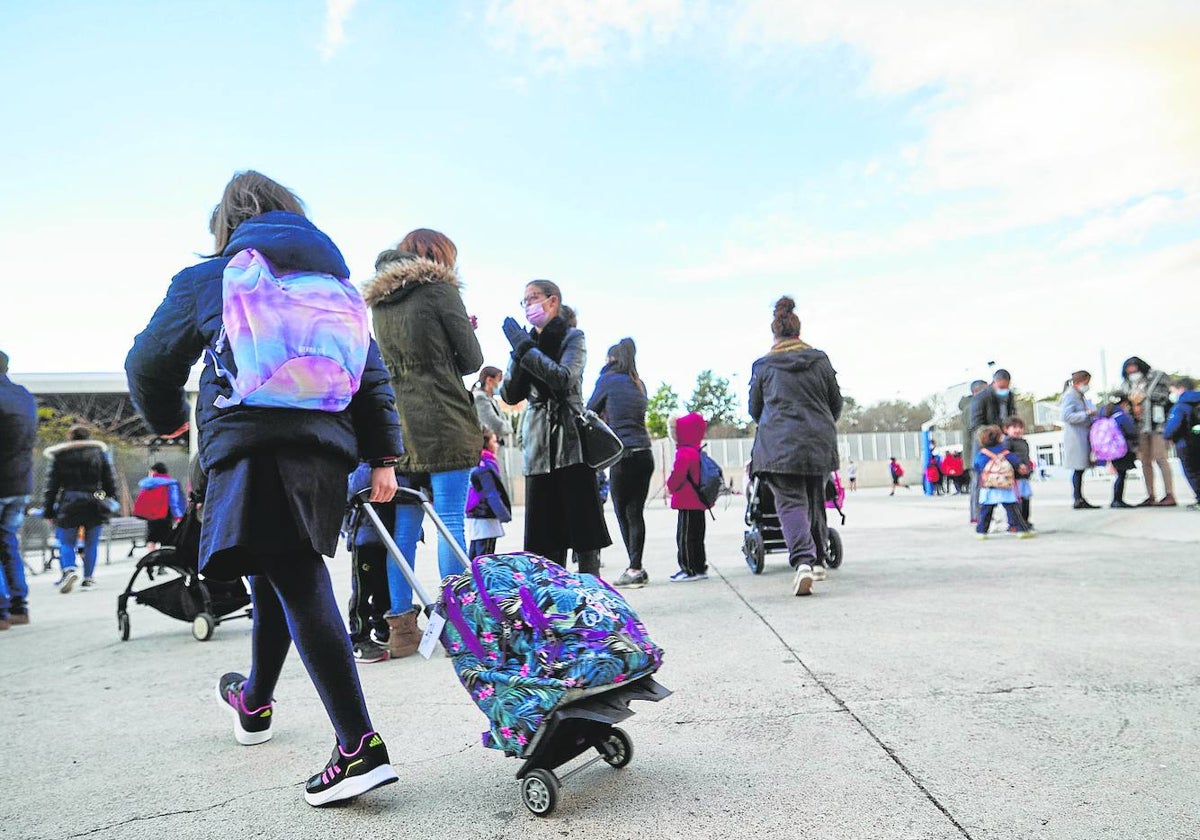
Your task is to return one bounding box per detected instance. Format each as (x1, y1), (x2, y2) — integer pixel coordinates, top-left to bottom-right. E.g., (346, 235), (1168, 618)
(574, 409), (625, 471)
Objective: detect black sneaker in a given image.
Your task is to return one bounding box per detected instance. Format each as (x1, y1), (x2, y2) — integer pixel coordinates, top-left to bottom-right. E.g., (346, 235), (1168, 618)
(215, 672), (273, 745)
(304, 732), (399, 807)
(58, 569), (80, 593)
(81, 577), (98, 589)
(352, 639), (391, 664)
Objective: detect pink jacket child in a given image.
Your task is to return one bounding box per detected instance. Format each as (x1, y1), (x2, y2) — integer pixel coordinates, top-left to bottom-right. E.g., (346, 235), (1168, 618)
(667, 413), (709, 510)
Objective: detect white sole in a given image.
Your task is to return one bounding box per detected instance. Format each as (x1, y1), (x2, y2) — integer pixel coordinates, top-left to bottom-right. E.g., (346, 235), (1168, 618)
(305, 763), (399, 807)
(214, 683), (273, 746)
(792, 572), (814, 597)
(59, 572), (80, 594)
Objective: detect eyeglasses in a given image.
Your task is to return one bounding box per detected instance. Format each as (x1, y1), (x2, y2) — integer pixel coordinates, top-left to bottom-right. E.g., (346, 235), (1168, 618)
(521, 293), (547, 307)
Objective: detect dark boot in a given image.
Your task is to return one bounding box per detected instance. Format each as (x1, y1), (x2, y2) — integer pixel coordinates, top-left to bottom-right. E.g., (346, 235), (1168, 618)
(574, 550), (602, 577)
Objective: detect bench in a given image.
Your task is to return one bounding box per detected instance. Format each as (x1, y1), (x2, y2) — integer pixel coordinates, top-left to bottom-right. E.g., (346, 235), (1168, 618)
(18, 512), (59, 574)
(103, 517), (149, 562)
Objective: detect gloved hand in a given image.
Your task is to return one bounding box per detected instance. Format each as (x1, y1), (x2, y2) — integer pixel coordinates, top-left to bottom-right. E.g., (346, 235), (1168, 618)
(502, 317), (528, 348)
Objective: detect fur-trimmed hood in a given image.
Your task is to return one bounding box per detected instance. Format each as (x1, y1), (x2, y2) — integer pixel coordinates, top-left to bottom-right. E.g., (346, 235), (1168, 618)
(362, 256), (460, 307)
(43, 439), (109, 459)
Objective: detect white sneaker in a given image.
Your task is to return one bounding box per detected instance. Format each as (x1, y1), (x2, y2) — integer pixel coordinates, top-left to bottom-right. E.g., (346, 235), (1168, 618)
(792, 565), (814, 596)
(811, 565), (828, 581)
(59, 569), (80, 594)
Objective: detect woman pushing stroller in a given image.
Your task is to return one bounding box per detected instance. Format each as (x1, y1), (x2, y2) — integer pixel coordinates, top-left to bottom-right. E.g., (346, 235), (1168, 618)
(747, 296), (844, 597)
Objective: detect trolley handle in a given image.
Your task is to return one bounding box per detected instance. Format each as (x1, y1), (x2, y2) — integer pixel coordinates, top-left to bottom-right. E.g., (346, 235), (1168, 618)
(351, 486), (437, 612)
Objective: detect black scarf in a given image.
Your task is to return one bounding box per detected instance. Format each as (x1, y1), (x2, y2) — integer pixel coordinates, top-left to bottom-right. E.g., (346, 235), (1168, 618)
(533, 316), (569, 363)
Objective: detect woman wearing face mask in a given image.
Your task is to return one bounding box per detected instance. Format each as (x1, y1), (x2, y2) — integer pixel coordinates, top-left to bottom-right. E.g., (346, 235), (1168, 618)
(500, 281), (611, 574)
(1061, 370), (1098, 509)
(1119, 357), (1176, 506)
(472, 366), (511, 449)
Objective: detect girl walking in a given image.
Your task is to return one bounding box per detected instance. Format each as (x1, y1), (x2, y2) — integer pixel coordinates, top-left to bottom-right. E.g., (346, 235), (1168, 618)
(466, 430), (512, 558)
(126, 171), (403, 807)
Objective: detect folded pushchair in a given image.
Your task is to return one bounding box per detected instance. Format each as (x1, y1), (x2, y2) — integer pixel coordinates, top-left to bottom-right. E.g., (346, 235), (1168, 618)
(742, 472), (844, 574)
(116, 501), (252, 642)
(352, 487), (670, 817)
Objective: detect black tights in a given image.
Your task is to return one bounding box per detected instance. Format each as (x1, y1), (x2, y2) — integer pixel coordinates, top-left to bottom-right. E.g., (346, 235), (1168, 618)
(610, 450), (654, 570)
(1072, 469), (1086, 502)
(242, 549), (373, 749)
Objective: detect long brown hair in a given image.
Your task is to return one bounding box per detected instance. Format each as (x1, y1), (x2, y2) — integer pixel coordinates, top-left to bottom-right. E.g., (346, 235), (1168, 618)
(398, 229), (457, 267)
(607, 338), (644, 393)
(208, 171), (305, 256)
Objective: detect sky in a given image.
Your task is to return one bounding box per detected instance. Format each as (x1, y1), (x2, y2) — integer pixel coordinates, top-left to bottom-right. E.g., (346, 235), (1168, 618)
(2, 1), (1198, 415)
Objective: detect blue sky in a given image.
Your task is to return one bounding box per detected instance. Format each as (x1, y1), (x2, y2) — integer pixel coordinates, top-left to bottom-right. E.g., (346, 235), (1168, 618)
(2, 1), (1197, 413)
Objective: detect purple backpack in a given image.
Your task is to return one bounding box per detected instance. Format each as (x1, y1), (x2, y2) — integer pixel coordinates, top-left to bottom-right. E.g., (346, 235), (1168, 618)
(208, 249), (369, 412)
(1089, 416), (1128, 461)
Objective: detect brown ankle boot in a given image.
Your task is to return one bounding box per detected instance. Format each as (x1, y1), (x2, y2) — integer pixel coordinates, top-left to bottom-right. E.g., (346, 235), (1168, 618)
(385, 610), (421, 658)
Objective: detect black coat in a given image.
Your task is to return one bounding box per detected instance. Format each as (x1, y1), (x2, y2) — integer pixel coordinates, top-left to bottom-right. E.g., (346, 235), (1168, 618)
(124, 212), (402, 472)
(587, 366), (652, 450)
(748, 342), (843, 476)
(0, 374), (38, 497)
(42, 440), (118, 528)
(500, 317), (587, 476)
(968, 386), (1016, 456)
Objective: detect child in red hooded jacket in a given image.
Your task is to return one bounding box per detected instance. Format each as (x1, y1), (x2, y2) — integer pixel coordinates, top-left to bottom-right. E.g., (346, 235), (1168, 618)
(666, 412), (709, 582)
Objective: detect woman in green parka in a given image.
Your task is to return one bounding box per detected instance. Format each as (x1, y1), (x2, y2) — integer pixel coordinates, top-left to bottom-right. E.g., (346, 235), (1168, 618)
(363, 229), (483, 657)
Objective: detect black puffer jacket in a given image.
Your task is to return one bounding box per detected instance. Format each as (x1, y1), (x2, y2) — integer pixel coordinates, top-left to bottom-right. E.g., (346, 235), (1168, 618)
(500, 317), (587, 476)
(0, 374), (38, 496)
(42, 440), (118, 527)
(748, 340), (843, 476)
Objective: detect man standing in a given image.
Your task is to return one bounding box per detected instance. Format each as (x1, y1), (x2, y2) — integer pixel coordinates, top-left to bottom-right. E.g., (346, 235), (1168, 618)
(1120, 356), (1176, 506)
(0, 350), (39, 628)
(968, 371), (1016, 524)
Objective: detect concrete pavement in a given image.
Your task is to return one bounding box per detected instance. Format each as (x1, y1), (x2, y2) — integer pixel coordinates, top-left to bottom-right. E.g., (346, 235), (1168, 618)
(2, 472), (1198, 839)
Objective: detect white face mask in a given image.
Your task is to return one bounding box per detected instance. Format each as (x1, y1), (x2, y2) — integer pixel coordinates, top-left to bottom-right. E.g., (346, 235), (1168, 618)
(1128, 372), (1145, 383)
(1169, 392), (1181, 404)
(1078, 384), (1090, 393)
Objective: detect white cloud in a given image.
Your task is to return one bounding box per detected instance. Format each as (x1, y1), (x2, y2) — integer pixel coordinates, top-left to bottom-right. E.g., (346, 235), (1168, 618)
(320, 0), (359, 61)
(486, 0), (686, 67)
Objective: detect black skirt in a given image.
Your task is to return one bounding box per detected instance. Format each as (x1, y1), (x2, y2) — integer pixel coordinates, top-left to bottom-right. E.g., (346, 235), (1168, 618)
(200, 448), (348, 581)
(524, 463), (612, 554)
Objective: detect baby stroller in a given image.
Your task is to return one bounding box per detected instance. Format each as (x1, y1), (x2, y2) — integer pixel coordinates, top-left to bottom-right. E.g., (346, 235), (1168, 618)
(116, 499), (252, 642)
(352, 486), (670, 817)
(742, 471), (844, 574)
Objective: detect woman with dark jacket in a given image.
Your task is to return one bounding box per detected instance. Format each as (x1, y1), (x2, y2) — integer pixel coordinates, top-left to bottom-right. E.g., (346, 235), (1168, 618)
(500, 280), (611, 574)
(588, 338), (653, 588)
(362, 230), (484, 657)
(42, 425), (118, 593)
(748, 296), (843, 597)
(125, 171), (403, 807)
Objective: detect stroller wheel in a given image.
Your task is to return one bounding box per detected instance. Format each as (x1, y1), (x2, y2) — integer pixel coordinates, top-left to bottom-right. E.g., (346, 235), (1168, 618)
(599, 726), (633, 768)
(118, 611), (130, 641)
(520, 768), (559, 817)
(743, 530), (766, 575)
(826, 529), (844, 569)
(192, 612), (215, 642)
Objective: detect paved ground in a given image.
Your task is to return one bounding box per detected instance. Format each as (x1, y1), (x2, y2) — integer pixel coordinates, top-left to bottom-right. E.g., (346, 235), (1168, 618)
(3, 471), (1198, 840)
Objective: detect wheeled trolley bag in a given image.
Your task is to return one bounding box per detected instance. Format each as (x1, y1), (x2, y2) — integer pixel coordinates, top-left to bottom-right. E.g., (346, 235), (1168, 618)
(352, 487), (670, 816)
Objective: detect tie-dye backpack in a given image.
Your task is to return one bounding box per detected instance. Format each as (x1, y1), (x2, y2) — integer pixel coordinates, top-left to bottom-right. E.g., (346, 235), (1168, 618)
(207, 248), (369, 412)
(440, 553), (664, 757)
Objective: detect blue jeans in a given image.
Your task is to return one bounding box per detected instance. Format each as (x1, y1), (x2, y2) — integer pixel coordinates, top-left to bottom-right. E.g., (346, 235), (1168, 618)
(57, 525), (103, 578)
(386, 469), (470, 614)
(0, 495), (30, 616)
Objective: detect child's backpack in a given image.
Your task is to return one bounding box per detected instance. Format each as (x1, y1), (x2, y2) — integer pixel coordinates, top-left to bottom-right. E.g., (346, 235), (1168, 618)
(132, 484), (170, 521)
(891, 461), (904, 478)
(440, 552), (664, 757)
(824, 471), (846, 524)
(688, 448), (725, 510)
(981, 449), (1015, 490)
(1089, 416), (1128, 461)
(207, 248), (370, 412)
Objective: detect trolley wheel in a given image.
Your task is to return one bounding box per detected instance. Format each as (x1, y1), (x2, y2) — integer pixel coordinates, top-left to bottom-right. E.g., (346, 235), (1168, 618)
(599, 726), (633, 769)
(118, 611), (131, 641)
(192, 612), (215, 642)
(520, 768), (559, 817)
(826, 529), (844, 569)
(743, 530), (766, 575)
